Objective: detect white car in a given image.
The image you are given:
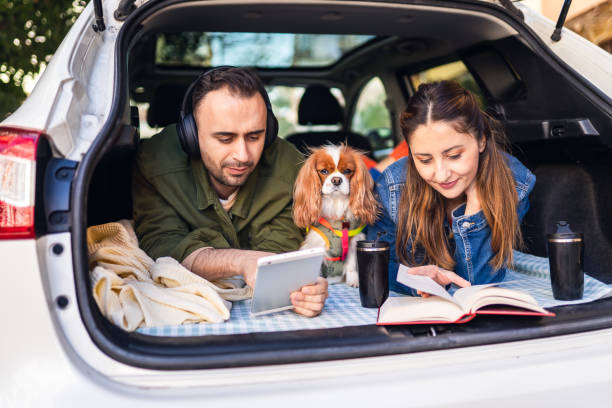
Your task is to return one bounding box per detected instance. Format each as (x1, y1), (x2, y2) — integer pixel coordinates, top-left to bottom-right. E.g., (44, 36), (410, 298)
(2, 0), (612, 406)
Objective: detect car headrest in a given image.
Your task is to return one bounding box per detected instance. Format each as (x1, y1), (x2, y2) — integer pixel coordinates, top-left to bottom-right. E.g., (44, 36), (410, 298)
(146, 84), (188, 128)
(298, 84), (343, 126)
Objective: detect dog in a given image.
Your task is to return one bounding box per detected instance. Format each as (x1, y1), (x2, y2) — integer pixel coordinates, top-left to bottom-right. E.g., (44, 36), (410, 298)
(293, 144), (379, 287)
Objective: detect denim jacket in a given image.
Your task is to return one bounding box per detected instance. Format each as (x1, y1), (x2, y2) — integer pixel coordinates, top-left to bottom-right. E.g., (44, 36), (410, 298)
(367, 153), (536, 295)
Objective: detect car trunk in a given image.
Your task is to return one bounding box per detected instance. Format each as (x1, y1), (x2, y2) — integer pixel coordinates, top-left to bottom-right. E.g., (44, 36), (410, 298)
(67, 0), (612, 370)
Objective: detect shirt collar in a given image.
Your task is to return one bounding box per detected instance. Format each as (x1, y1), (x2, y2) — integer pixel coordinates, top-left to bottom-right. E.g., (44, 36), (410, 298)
(229, 165), (258, 219)
(192, 158), (259, 218)
(192, 159), (217, 210)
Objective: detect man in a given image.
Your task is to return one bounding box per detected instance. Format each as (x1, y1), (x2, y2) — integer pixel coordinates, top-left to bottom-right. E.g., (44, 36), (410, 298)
(133, 67), (327, 317)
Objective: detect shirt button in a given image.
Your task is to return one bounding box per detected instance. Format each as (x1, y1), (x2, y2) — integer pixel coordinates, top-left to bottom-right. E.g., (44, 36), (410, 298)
(462, 221), (471, 229)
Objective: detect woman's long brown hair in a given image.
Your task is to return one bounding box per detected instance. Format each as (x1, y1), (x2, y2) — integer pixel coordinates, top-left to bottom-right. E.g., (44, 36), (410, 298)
(396, 81), (520, 270)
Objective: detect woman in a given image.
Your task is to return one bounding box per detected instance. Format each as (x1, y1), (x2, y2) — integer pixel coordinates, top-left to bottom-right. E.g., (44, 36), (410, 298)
(367, 81), (535, 294)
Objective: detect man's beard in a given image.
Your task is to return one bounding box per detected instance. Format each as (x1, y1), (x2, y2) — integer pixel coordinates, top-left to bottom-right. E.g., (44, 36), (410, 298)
(208, 160), (255, 187)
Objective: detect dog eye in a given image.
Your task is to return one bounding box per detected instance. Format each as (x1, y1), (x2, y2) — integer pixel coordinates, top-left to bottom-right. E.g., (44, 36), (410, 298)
(319, 169), (329, 175)
(342, 169), (353, 175)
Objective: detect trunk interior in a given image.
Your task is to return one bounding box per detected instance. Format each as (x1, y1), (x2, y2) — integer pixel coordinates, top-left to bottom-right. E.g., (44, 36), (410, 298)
(74, 0), (612, 369)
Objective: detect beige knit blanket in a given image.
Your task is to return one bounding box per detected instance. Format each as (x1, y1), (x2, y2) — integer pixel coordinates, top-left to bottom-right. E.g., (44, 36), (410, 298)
(87, 220), (252, 331)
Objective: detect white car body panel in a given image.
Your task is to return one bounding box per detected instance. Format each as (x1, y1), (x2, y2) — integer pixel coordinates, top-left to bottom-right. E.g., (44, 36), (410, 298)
(516, 2), (612, 98)
(2, 1), (119, 160)
(2, 0), (612, 405)
(3, 232), (612, 407)
(4, 234), (612, 405)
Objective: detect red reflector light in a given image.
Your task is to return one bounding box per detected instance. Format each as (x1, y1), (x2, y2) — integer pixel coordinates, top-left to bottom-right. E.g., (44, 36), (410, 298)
(0, 126), (44, 239)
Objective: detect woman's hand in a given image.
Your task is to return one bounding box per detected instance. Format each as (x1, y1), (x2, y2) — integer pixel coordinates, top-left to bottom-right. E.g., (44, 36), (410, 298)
(406, 265), (471, 297)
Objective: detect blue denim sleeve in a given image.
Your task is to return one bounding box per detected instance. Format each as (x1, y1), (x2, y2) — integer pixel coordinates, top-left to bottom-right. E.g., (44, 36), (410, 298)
(367, 176), (417, 296)
(505, 152), (536, 223)
(516, 168), (536, 223)
(451, 155), (536, 285)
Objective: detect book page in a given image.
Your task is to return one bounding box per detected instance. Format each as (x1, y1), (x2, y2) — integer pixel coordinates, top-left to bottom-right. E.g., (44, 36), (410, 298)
(395, 266), (550, 317)
(378, 296), (465, 323)
(451, 283), (499, 308)
(467, 287), (548, 314)
(396, 265), (457, 304)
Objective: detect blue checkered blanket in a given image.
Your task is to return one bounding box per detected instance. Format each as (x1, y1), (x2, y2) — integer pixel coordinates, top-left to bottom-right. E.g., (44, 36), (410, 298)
(137, 251), (612, 336)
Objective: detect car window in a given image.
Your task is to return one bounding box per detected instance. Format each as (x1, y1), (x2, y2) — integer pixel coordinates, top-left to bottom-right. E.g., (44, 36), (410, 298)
(266, 85), (345, 138)
(410, 60), (485, 108)
(156, 33), (376, 68)
(350, 77), (393, 160)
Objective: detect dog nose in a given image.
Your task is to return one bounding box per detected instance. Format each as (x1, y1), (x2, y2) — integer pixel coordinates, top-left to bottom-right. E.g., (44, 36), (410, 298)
(331, 177), (342, 186)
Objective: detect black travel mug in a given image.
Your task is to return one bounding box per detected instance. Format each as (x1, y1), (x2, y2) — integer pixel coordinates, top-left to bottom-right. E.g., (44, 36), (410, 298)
(356, 240), (390, 308)
(547, 221), (584, 300)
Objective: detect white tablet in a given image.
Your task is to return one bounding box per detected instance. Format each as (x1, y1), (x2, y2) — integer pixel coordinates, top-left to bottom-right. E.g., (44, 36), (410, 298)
(250, 247), (325, 316)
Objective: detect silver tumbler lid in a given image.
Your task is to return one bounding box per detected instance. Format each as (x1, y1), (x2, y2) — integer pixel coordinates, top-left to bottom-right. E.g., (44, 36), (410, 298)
(357, 240), (390, 251)
(547, 221), (582, 242)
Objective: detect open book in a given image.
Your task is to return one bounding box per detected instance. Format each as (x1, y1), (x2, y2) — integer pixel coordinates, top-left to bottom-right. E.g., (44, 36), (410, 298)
(377, 265), (554, 325)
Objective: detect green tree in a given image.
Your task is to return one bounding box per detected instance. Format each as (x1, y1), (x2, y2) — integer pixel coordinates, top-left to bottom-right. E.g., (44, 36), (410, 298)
(0, 0), (86, 120)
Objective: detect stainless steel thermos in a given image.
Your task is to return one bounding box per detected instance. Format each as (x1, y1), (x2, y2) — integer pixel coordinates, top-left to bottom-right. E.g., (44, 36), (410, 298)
(546, 221), (584, 300)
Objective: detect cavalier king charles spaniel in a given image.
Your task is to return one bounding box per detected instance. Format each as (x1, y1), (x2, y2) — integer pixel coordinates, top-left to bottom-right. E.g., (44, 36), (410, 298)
(293, 145), (379, 286)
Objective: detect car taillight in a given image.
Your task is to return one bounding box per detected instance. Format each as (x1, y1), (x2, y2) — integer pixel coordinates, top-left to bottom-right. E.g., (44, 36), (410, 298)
(0, 126), (44, 239)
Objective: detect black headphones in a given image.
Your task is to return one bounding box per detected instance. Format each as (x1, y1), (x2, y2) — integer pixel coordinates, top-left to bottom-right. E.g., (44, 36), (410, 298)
(177, 66), (279, 157)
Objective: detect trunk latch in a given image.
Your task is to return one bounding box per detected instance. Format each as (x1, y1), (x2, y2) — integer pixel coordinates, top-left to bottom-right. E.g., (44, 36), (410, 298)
(44, 159), (78, 233)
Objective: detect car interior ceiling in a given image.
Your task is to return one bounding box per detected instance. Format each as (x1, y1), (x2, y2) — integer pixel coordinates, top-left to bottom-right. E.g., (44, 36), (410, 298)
(80, 1), (612, 368)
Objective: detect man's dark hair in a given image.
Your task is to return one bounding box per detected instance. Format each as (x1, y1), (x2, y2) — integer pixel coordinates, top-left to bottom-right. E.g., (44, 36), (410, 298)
(191, 66), (264, 110)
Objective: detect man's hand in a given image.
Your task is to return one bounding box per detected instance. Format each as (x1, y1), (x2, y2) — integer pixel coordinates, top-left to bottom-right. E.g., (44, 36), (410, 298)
(186, 248), (273, 288)
(239, 250), (274, 288)
(290, 277), (328, 317)
(187, 250), (328, 313)
(406, 265), (470, 297)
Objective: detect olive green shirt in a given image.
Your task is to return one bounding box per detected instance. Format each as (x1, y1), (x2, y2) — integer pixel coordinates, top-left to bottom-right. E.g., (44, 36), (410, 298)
(132, 124), (304, 262)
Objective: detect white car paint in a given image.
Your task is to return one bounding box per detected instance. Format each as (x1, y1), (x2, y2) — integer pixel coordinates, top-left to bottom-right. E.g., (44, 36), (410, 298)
(2, 1), (119, 159)
(2, 0), (612, 406)
(516, 2), (612, 97)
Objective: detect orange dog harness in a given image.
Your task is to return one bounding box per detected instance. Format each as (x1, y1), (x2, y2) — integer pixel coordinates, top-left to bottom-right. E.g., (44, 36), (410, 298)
(307, 217), (366, 262)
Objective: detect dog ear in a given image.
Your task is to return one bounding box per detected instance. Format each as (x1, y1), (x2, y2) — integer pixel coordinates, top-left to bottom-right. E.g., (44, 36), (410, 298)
(293, 151), (323, 228)
(348, 149), (380, 225)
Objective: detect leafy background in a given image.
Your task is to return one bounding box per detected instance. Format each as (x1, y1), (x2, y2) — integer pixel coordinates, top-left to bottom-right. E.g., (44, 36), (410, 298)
(0, 0), (86, 120)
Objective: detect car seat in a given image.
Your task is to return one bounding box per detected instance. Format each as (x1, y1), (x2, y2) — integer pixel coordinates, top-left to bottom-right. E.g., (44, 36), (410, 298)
(146, 84), (189, 128)
(515, 139), (612, 283)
